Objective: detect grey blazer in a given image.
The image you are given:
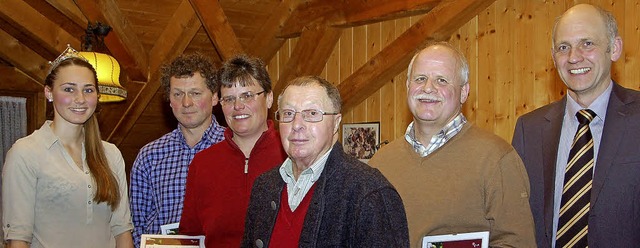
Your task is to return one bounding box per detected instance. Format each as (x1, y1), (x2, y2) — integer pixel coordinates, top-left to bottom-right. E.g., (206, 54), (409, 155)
(241, 142), (409, 248)
(512, 83), (640, 248)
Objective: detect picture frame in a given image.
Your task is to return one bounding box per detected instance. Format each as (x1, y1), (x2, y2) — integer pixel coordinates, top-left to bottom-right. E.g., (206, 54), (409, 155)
(140, 234), (205, 248)
(342, 122), (380, 163)
(422, 231), (489, 248)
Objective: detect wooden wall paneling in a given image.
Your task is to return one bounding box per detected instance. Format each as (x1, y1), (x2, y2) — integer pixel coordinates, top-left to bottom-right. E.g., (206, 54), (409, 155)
(339, 28), (354, 124)
(366, 23), (381, 125)
(276, 39), (293, 84)
(322, 35), (341, 86)
(379, 19), (397, 143)
(476, 2), (497, 132)
(493, 0), (515, 141)
(452, 16), (479, 126)
(532, 1), (552, 109)
(267, 53), (280, 87)
(534, 0), (564, 110)
(512, 1), (535, 121)
(623, 0), (640, 90)
(393, 16), (411, 139)
(352, 25), (368, 123)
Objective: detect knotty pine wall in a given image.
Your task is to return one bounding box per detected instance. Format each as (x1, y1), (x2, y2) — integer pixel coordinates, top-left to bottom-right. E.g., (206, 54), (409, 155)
(267, 0), (640, 145)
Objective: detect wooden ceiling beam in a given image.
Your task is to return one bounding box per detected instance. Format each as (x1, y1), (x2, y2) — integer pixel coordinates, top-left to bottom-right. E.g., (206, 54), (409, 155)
(338, 0), (496, 110)
(0, 0), (80, 58)
(106, 0), (202, 145)
(74, 0), (149, 81)
(189, 0), (244, 60)
(273, 24), (342, 95)
(278, 0), (342, 38)
(0, 28), (48, 84)
(279, 0), (439, 38)
(336, 0), (439, 27)
(0, 17), (56, 61)
(246, 0), (298, 62)
(0, 66), (44, 92)
(23, 0), (86, 39)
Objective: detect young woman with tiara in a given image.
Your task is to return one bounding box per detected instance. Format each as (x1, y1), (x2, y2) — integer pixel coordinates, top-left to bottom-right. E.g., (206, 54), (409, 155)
(2, 45), (133, 247)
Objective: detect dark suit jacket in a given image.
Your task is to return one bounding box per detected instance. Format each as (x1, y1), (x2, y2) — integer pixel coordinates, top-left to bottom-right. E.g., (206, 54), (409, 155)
(512, 83), (640, 248)
(241, 142), (409, 248)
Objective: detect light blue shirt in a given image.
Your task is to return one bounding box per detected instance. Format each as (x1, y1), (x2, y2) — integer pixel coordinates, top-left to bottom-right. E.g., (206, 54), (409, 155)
(551, 82), (612, 247)
(279, 148), (332, 211)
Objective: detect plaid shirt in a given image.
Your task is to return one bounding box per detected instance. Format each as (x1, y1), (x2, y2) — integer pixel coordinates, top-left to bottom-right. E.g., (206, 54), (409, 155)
(130, 119), (225, 247)
(405, 113), (467, 157)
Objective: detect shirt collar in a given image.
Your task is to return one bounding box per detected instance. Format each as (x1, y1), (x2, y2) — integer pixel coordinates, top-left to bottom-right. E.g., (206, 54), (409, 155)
(39, 120), (59, 149)
(279, 147), (333, 184)
(565, 81), (612, 123)
(173, 116), (223, 146)
(404, 113), (467, 157)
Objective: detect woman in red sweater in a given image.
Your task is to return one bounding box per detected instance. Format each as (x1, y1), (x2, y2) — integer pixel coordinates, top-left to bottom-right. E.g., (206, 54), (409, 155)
(179, 54), (287, 247)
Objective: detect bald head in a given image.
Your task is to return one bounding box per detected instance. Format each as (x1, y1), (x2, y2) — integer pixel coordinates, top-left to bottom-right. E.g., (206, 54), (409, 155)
(553, 4), (618, 51)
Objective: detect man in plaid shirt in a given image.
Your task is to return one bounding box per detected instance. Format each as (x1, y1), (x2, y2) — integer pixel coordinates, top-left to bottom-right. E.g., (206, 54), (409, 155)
(129, 53), (225, 247)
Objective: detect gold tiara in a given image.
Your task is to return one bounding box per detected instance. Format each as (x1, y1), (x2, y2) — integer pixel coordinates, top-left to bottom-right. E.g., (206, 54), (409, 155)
(48, 44), (88, 74)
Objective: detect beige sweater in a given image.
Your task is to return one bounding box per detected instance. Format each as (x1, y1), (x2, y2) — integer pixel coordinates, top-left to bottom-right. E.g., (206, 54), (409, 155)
(369, 124), (536, 248)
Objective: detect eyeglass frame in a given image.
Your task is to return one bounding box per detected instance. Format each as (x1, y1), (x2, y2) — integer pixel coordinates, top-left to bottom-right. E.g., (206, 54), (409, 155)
(219, 90), (266, 106)
(274, 109), (340, 123)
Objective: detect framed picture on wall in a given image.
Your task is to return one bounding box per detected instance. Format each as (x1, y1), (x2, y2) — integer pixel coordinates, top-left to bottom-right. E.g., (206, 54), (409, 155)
(342, 122), (380, 163)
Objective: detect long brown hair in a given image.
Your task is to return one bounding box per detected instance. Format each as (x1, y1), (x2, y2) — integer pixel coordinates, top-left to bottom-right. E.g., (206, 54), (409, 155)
(45, 57), (120, 210)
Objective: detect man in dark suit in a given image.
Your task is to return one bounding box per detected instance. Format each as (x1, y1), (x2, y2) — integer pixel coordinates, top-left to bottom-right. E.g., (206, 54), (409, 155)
(512, 3), (640, 248)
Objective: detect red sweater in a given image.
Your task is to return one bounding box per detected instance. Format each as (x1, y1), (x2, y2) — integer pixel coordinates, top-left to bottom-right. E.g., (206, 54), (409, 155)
(180, 121), (287, 248)
(269, 185), (316, 248)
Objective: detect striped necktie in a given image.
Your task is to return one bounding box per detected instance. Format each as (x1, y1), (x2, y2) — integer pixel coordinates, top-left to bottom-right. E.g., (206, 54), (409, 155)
(556, 109), (596, 247)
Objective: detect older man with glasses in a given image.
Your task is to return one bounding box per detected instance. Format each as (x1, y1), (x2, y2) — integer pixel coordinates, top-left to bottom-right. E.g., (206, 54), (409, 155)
(241, 75), (409, 248)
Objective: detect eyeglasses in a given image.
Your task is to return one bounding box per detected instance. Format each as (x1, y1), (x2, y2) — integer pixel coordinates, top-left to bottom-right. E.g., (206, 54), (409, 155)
(275, 109), (339, 123)
(220, 91), (265, 106)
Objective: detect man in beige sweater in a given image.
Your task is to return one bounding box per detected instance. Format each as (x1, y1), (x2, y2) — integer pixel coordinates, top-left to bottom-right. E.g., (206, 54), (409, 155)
(369, 42), (536, 247)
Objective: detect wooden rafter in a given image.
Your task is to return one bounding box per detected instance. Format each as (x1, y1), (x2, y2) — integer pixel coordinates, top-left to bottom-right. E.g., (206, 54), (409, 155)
(279, 0), (440, 38)
(74, 0), (149, 81)
(247, 0), (298, 62)
(0, 17), (55, 61)
(107, 0), (202, 145)
(337, 0), (438, 27)
(0, 28), (48, 83)
(189, 0), (243, 60)
(0, 0), (80, 57)
(273, 24), (342, 95)
(338, 0), (496, 110)
(278, 0), (341, 38)
(23, 0), (86, 39)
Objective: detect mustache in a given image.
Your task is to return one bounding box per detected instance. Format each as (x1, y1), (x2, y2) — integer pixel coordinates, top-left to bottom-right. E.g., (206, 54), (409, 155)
(413, 93), (443, 102)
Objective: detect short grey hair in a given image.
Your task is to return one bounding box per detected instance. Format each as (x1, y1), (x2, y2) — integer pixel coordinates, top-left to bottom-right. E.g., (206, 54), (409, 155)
(406, 41), (469, 86)
(278, 76), (342, 112)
